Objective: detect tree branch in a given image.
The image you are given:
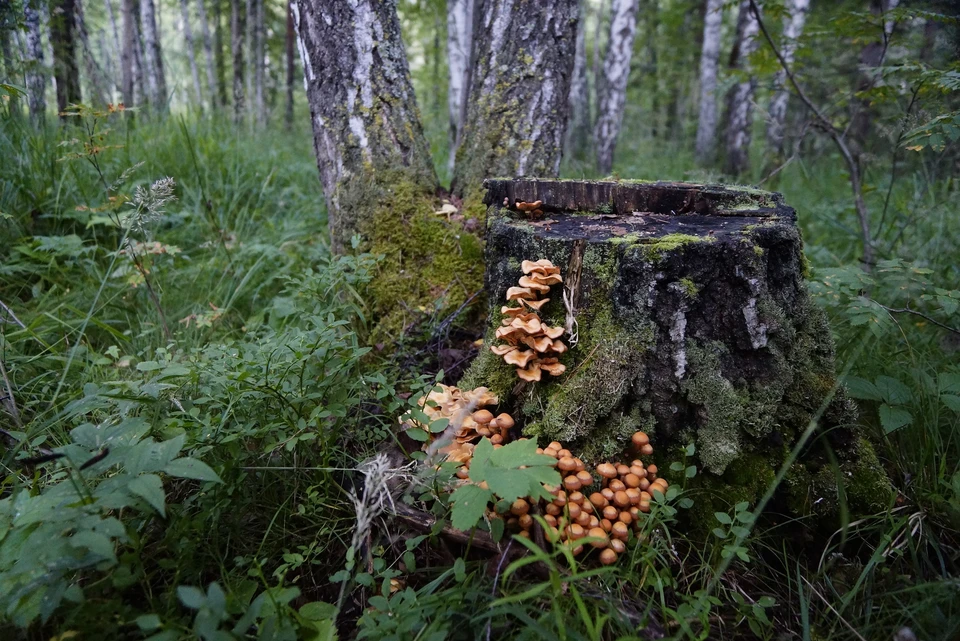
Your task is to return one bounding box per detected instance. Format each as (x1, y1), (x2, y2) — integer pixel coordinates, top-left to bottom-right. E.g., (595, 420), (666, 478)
(872, 301), (960, 336)
(748, 0), (875, 270)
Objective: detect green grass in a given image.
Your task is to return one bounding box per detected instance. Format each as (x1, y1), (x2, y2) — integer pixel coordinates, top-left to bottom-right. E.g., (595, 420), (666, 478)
(0, 103), (958, 641)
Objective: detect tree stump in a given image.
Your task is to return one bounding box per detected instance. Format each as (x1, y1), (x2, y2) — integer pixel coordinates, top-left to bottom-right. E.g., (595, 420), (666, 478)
(460, 179), (889, 521)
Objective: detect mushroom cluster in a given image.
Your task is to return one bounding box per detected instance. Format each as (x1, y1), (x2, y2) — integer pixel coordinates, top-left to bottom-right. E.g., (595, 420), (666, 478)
(405, 384), (516, 463)
(491, 259), (567, 382)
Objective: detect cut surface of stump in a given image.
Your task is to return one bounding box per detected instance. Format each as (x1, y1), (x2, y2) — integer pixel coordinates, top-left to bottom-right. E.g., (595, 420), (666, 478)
(460, 178), (889, 521)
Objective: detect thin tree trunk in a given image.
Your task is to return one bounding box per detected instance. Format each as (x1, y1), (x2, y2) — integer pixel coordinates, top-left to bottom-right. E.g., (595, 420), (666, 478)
(104, 0), (123, 96)
(291, 0), (438, 252)
(766, 0), (809, 153)
(451, 0), (580, 199)
(594, 0), (639, 174)
(645, 0), (659, 137)
(565, 5), (590, 160)
(196, 0), (218, 108)
(591, 0), (608, 117)
(139, 0), (165, 108)
(24, 1), (47, 124)
(446, 0), (473, 173)
(244, 0), (253, 116)
(284, 0), (294, 129)
(231, 0), (244, 122)
(98, 30), (116, 101)
(723, 0), (759, 176)
(50, 0), (82, 116)
(121, 0), (137, 105)
(180, 0), (204, 107)
(253, 0), (264, 124)
(75, 0), (110, 106)
(215, 0), (227, 106)
(1, 27), (21, 117)
(694, 0), (723, 162)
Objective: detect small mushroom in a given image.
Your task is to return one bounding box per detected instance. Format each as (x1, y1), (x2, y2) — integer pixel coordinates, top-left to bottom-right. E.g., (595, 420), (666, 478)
(517, 363), (543, 382)
(596, 463), (618, 479)
(518, 276), (552, 294)
(599, 548), (618, 565)
(609, 539), (626, 554)
(539, 358), (566, 376)
(541, 325), (565, 340)
(496, 413), (515, 430)
(588, 527), (609, 548)
(511, 499), (530, 516)
(563, 475), (582, 491)
(520, 297), (550, 311)
(506, 286), (537, 301)
(504, 349), (536, 368)
(472, 409), (494, 424)
(631, 431), (650, 448)
(640, 443), (654, 456)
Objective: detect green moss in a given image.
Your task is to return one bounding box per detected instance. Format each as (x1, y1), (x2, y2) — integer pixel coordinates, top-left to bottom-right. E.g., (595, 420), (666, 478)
(678, 278), (699, 297)
(639, 233), (717, 262)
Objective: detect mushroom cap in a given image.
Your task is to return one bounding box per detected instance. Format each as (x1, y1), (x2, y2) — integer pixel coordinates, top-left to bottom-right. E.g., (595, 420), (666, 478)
(599, 548), (618, 565)
(495, 325), (524, 342)
(489, 344), (517, 356)
(500, 305), (527, 318)
(510, 499), (530, 515)
(520, 297), (550, 310)
(504, 349), (536, 368)
(496, 413), (515, 429)
(518, 276), (552, 294)
(541, 325), (565, 340)
(609, 538), (626, 554)
(587, 527), (609, 548)
(596, 463), (618, 479)
(576, 470), (593, 485)
(520, 258), (557, 274)
(558, 456), (577, 472)
(589, 492), (608, 509)
(522, 335), (555, 353)
(510, 315), (543, 335)
(613, 491), (630, 508)
(539, 358), (566, 376)
(611, 521), (629, 541)
(640, 443), (654, 456)
(550, 340), (568, 355)
(631, 431), (650, 447)
(563, 475), (582, 491)
(525, 272), (563, 286)
(515, 200), (543, 212)
(517, 363), (543, 382)
(624, 473), (641, 488)
(602, 505), (619, 520)
(506, 286), (537, 301)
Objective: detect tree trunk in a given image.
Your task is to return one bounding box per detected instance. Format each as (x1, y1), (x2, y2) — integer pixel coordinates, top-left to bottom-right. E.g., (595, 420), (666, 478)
(139, 0), (165, 108)
(594, 0), (638, 174)
(284, 0), (294, 129)
(292, 0), (483, 342)
(694, 0), (723, 163)
(196, 0), (218, 108)
(244, 0), (253, 115)
(50, 0), (82, 115)
(214, 0), (227, 106)
(25, 0), (48, 124)
(451, 0), (579, 201)
(253, 0), (264, 124)
(120, 0), (138, 106)
(766, 0), (809, 153)
(445, 0), (473, 173)
(104, 0), (123, 97)
(565, 6), (590, 161)
(1, 28), (21, 117)
(460, 178), (889, 525)
(723, 0), (759, 176)
(180, 0), (204, 107)
(74, 0), (109, 107)
(231, 0), (244, 122)
(591, 0), (608, 115)
(849, 0), (899, 157)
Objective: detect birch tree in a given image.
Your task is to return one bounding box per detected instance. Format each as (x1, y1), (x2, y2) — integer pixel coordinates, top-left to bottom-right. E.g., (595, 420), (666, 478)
(50, 0), (82, 114)
(253, 0), (264, 123)
(104, 0), (123, 96)
(594, 0), (639, 174)
(766, 0), (809, 152)
(694, 0), (723, 162)
(724, 0), (759, 176)
(231, 0), (244, 121)
(284, 0), (294, 128)
(25, 0), (47, 124)
(565, 8), (590, 160)
(180, 0), (205, 107)
(140, 0), (166, 107)
(451, 0), (580, 199)
(445, 0), (473, 172)
(196, 0), (218, 108)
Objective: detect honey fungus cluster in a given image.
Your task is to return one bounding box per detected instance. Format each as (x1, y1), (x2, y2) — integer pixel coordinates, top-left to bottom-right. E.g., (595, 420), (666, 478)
(491, 259), (567, 382)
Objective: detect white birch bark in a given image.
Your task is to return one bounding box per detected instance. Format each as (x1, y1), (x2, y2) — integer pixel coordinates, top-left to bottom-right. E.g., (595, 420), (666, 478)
(594, 0), (639, 174)
(766, 0), (808, 152)
(140, 0), (166, 107)
(25, 0), (47, 124)
(196, 0), (218, 108)
(724, 0), (759, 176)
(694, 0), (723, 162)
(446, 0), (473, 173)
(180, 0), (204, 107)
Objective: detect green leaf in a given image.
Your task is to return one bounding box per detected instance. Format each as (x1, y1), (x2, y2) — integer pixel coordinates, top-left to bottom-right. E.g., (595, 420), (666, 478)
(449, 484), (492, 531)
(939, 373), (960, 395)
(685, 465), (697, 478)
(128, 474), (166, 516)
(941, 394), (960, 412)
(454, 558), (466, 582)
(714, 511), (733, 525)
(428, 418), (450, 434)
(300, 602), (338, 621)
(670, 461), (685, 472)
(136, 360), (164, 372)
(879, 404), (912, 434)
(165, 457), (222, 483)
(177, 585), (206, 609)
(875, 376), (911, 405)
(136, 614), (163, 631)
(406, 428), (429, 442)
(843, 376), (882, 401)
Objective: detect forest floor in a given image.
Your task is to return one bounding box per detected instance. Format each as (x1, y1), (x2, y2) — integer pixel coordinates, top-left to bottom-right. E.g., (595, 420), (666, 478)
(1, 110), (959, 640)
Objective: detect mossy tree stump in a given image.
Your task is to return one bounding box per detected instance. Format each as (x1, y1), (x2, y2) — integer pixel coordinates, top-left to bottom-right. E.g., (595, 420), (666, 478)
(461, 179), (890, 521)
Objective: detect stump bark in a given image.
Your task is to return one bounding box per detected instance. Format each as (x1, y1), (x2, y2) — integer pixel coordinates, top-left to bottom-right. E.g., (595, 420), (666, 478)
(461, 178), (889, 521)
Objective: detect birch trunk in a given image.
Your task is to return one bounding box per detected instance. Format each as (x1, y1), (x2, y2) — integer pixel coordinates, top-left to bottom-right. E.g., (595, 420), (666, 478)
(723, 0), (759, 176)
(1, 26), (21, 116)
(451, 0), (580, 200)
(253, 0), (264, 124)
(591, 0), (608, 112)
(231, 0), (244, 122)
(694, 0), (723, 162)
(25, 0), (48, 124)
(104, 0), (123, 96)
(766, 0), (809, 153)
(196, 0), (218, 108)
(180, 0), (204, 107)
(244, 0), (253, 114)
(565, 7), (590, 160)
(50, 0), (83, 114)
(74, 0), (109, 106)
(284, 0), (294, 129)
(214, 0), (227, 106)
(445, 0), (473, 173)
(292, 0), (438, 251)
(594, 0), (639, 174)
(140, 0), (166, 108)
